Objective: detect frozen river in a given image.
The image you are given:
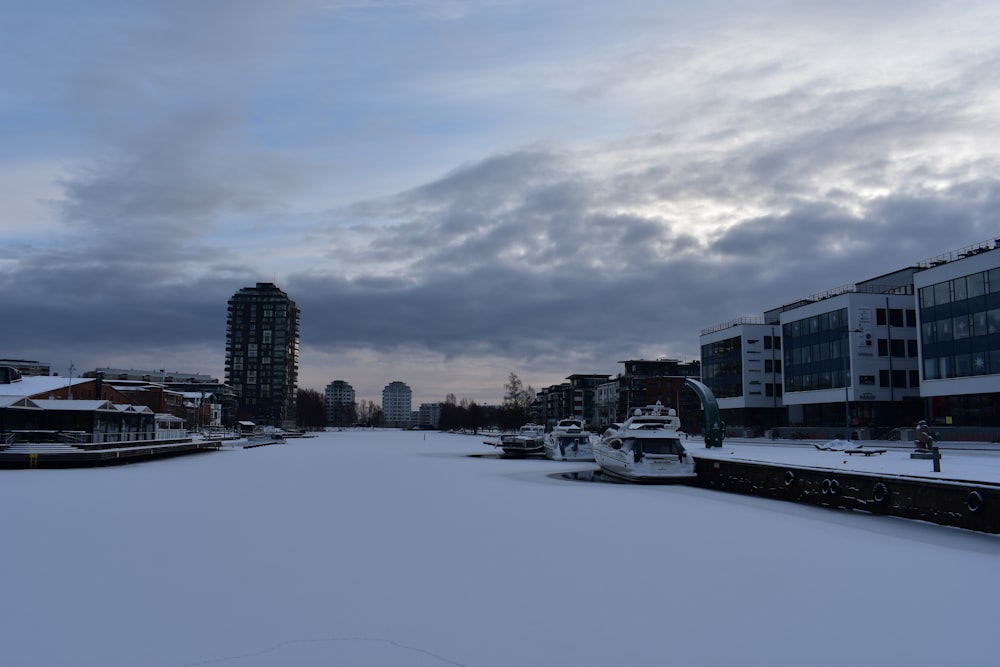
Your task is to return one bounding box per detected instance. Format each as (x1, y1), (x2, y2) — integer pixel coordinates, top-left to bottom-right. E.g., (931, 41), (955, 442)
(2, 429), (998, 667)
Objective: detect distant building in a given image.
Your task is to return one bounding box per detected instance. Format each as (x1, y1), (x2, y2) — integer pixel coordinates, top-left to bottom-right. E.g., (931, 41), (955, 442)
(225, 283), (300, 427)
(325, 380), (356, 427)
(594, 359), (701, 431)
(381, 381), (412, 428)
(417, 402), (443, 429)
(90, 368), (233, 427)
(536, 374), (610, 429)
(0, 359), (50, 377)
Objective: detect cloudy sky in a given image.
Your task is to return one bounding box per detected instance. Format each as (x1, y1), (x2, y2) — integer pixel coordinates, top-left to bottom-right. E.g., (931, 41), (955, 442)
(3, 0), (999, 406)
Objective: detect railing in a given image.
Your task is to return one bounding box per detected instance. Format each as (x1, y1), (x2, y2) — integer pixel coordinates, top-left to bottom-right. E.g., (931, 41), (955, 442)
(1, 430), (187, 445)
(701, 316), (767, 336)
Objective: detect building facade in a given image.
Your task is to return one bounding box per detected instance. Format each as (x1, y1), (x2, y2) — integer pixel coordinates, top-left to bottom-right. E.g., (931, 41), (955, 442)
(417, 402), (443, 429)
(700, 319), (785, 434)
(225, 283), (300, 427)
(914, 243), (1000, 428)
(594, 359), (701, 432)
(381, 381), (412, 428)
(325, 380), (356, 427)
(699, 242), (1000, 437)
(778, 282), (922, 433)
(0, 359), (50, 377)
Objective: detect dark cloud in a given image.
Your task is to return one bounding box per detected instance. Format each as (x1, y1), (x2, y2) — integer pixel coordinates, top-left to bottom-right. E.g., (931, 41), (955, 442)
(4, 0), (1000, 400)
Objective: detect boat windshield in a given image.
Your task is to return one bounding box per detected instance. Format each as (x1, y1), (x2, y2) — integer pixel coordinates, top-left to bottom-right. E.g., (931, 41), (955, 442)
(634, 437), (684, 456)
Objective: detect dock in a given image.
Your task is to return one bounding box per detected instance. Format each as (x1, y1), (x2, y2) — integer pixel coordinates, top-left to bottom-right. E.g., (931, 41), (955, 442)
(0, 438), (222, 469)
(691, 439), (1000, 534)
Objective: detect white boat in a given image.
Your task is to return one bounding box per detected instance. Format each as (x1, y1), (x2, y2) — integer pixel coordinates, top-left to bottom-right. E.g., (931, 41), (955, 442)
(496, 423), (546, 457)
(543, 417), (595, 461)
(593, 402), (695, 482)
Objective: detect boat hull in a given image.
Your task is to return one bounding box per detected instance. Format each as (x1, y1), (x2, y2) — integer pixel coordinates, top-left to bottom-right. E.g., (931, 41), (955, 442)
(592, 445), (696, 481)
(543, 434), (595, 462)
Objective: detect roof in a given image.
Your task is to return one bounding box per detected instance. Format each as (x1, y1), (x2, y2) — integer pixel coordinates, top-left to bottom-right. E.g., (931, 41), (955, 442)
(0, 395), (41, 409)
(31, 399), (116, 411)
(0, 376), (92, 399)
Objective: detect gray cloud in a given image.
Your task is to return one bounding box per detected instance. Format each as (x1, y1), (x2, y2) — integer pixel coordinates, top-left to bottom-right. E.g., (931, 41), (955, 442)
(4, 0), (1000, 402)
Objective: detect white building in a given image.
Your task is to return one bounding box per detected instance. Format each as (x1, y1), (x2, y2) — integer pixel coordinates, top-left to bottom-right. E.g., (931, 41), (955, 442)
(381, 381), (412, 428)
(776, 272), (922, 433)
(913, 241), (1000, 428)
(699, 319), (785, 434)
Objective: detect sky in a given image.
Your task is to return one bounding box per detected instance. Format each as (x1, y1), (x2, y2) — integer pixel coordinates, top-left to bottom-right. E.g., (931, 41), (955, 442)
(3, 0), (1000, 407)
(2, 430), (999, 667)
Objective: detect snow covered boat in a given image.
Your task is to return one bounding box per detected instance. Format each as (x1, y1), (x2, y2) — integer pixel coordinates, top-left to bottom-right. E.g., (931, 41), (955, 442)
(543, 417), (595, 461)
(593, 402), (695, 482)
(497, 423), (546, 457)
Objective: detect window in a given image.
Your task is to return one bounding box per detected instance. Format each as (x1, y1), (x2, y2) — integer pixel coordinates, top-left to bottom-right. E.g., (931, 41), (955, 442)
(891, 339), (906, 358)
(934, 281), (950, 305)
(909, 370), (920, 387)
(878, 339), (888, 357)
(876, 308), (886, 326)
(892, 370), (907, 388)
(919, 286), (935, 308)
(906, 309), (917, 327)
(907, 339), (918, 357)
(879, 370), (889, 387)
(968, 272), (986, 298)
(953, 276), (967, 301)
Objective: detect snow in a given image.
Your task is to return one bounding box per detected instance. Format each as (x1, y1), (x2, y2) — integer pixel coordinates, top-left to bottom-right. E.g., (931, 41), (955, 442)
(2, 430), (998, 667)
(698, 438), (1000, 484)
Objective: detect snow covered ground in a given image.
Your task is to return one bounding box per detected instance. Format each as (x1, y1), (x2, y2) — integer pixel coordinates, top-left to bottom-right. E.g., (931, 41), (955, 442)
(698, 437), (1000, 484)
(2, 429), (998, 667)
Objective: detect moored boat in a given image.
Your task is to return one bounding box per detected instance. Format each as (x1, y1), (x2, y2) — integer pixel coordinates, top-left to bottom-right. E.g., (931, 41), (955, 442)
(497, 423), (546, 457)
(593, 402), (695, 482)
(543, 417), (595, 461)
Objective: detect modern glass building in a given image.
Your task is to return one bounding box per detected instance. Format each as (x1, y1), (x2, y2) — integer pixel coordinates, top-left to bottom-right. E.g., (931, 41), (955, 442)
(915, 243), (1000, 427)
(700, 320), (785, 433)
(225, 283), (300, 427)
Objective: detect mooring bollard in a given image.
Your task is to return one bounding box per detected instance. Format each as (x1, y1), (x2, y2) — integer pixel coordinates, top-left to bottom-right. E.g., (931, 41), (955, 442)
(932, 446), (941, 473)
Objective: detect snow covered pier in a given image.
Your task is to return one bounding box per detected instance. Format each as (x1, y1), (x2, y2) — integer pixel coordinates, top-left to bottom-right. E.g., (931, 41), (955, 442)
(0, 438), (221, 469)
(691, 440), (1000, 534)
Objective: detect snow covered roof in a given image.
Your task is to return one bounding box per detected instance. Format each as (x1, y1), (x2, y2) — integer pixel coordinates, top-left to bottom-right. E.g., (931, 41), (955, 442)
(31, 399), (116, 411)
(2, 376), (92, 399)
(0, 395), (41, 409)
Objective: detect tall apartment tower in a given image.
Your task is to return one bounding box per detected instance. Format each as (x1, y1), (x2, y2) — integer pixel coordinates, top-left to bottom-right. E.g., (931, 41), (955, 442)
(325, 380), (356, 427)
(381, 380), (412, 428)
(225, 282), (300, 426)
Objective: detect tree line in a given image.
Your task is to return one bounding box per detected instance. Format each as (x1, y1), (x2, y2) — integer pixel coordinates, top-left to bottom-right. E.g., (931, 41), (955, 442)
(293, 372), (536, 432)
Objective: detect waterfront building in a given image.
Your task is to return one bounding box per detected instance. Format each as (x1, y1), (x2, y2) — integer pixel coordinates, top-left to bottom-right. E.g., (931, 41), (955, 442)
(775, 269), (922, 433)
(700, 239), (1000, 437)
(700, 320), (785, 435)
(914, 241), (1000, 428)
(225, 283), (300, 427)
(381, 381), (412, 428)
(593, 359), (701, 431)
(325, 380), (356, 427)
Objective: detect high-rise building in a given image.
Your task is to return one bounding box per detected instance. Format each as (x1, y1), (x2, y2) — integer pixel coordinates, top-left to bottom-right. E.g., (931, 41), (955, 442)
(325, 380), (356, 427)
(225, 282), (300, 426)
(381, 380), (412, 428)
